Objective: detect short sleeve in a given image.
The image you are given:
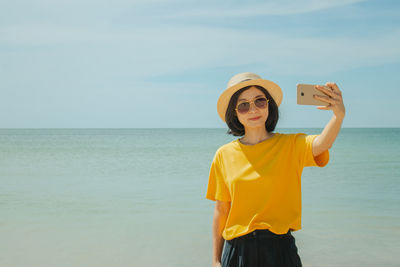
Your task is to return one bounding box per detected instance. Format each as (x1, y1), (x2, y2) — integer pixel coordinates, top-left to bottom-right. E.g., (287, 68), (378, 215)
(294, 133), (329, 168)
(205, 150), (231, 202)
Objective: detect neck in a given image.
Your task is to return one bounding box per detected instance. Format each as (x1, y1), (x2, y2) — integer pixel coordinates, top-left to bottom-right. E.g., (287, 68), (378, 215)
(240, 129), (274, 145)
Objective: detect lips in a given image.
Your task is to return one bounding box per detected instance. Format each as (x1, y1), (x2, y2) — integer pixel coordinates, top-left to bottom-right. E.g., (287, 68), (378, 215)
(249, 116), (261, 120)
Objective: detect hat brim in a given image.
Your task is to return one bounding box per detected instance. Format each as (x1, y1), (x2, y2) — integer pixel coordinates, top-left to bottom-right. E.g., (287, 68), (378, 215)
(217, 79), (283, 122)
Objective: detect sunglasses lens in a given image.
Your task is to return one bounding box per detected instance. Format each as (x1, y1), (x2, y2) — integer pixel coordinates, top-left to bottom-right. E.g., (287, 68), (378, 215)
(236, 97), (268, 114)
(237, 102), (250, 113)
(255, 98), (268, 108)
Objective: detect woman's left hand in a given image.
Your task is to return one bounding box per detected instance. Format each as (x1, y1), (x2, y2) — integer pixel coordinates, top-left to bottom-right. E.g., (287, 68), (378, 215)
(314, 82), (346, 119)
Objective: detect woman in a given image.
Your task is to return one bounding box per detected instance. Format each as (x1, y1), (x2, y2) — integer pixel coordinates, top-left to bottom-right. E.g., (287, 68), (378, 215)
(205, 72), (345, 267)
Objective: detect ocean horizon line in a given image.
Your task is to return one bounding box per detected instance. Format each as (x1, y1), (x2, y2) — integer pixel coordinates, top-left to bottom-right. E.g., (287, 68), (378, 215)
(0, 127), (398, 130)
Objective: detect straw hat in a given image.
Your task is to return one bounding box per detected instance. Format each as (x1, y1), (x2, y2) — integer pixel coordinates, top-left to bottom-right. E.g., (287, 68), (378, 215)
(217, 72), (283, 122)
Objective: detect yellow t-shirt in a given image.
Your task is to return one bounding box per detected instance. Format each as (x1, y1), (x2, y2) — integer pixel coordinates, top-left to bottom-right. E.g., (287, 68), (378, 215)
(205, 132), (330, 240)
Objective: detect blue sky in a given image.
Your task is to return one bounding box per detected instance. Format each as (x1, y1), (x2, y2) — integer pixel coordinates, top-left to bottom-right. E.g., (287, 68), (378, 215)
(1, 0), (399, 128)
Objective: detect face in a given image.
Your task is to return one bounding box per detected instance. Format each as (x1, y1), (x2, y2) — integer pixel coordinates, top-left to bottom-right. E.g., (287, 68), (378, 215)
(235, 86), (269, 130)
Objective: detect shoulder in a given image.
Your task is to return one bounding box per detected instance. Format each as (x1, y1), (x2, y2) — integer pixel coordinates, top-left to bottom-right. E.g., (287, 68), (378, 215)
(280, 132), (306, 137)
(213, 139), (240, 158)
(272, 132), (299, 138)
(215, 142), (234, 155)
(281, 132), (307, 141)
(271, 132), (299, 141)
(274, 132), (308, 146)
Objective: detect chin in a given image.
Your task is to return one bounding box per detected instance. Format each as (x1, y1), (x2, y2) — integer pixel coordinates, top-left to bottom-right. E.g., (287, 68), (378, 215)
(244, 118), (266, 127)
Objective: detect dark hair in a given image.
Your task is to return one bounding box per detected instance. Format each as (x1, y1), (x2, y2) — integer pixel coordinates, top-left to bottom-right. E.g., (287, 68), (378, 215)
(225, 85), (280, 136)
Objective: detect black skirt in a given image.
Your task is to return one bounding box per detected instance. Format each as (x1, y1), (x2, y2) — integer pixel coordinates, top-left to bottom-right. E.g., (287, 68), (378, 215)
(221, 229), (303, 267)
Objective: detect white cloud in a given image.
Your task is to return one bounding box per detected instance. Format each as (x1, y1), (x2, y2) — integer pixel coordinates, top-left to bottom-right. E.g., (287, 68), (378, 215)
(0, 0), (366, 26)
(148, 0), (366, 18)
(1, 0), (398, 84)
(2, 22), (399, 78)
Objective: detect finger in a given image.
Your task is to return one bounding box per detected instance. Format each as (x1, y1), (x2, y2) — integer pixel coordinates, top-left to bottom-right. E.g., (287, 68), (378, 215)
(314, 94), (336, 104)
(325, 82), (341, 94)
(333, 91), (343, 98)
(315, 85), (335, 97)
(317, 105), (331, 110)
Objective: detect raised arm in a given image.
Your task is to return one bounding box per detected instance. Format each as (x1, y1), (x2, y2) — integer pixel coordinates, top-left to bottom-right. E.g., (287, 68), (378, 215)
(312, 82), (346, 157)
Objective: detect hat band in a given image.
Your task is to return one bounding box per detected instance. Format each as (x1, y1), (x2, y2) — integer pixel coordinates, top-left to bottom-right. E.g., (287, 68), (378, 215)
(230, 78), (252, 88)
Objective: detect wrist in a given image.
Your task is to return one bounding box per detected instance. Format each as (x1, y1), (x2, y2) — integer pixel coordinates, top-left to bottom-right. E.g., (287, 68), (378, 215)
(334, 113), (345, 121)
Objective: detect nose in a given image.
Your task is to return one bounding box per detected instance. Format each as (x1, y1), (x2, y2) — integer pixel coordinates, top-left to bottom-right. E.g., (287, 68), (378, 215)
(248, 102), (258, 113)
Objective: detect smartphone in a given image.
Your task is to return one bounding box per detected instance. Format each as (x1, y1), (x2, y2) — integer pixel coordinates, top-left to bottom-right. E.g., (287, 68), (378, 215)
(297, 83), (329, 106)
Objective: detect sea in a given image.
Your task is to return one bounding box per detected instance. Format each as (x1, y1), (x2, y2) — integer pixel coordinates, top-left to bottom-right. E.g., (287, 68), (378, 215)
(0, 128), (399, 267)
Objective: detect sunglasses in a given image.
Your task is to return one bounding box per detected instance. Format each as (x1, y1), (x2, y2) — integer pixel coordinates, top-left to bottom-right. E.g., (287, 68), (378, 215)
(235, 97), (269, 114)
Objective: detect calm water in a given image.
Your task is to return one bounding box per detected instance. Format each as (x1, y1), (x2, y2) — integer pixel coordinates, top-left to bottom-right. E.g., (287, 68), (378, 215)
(0, 128), (399, 267)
